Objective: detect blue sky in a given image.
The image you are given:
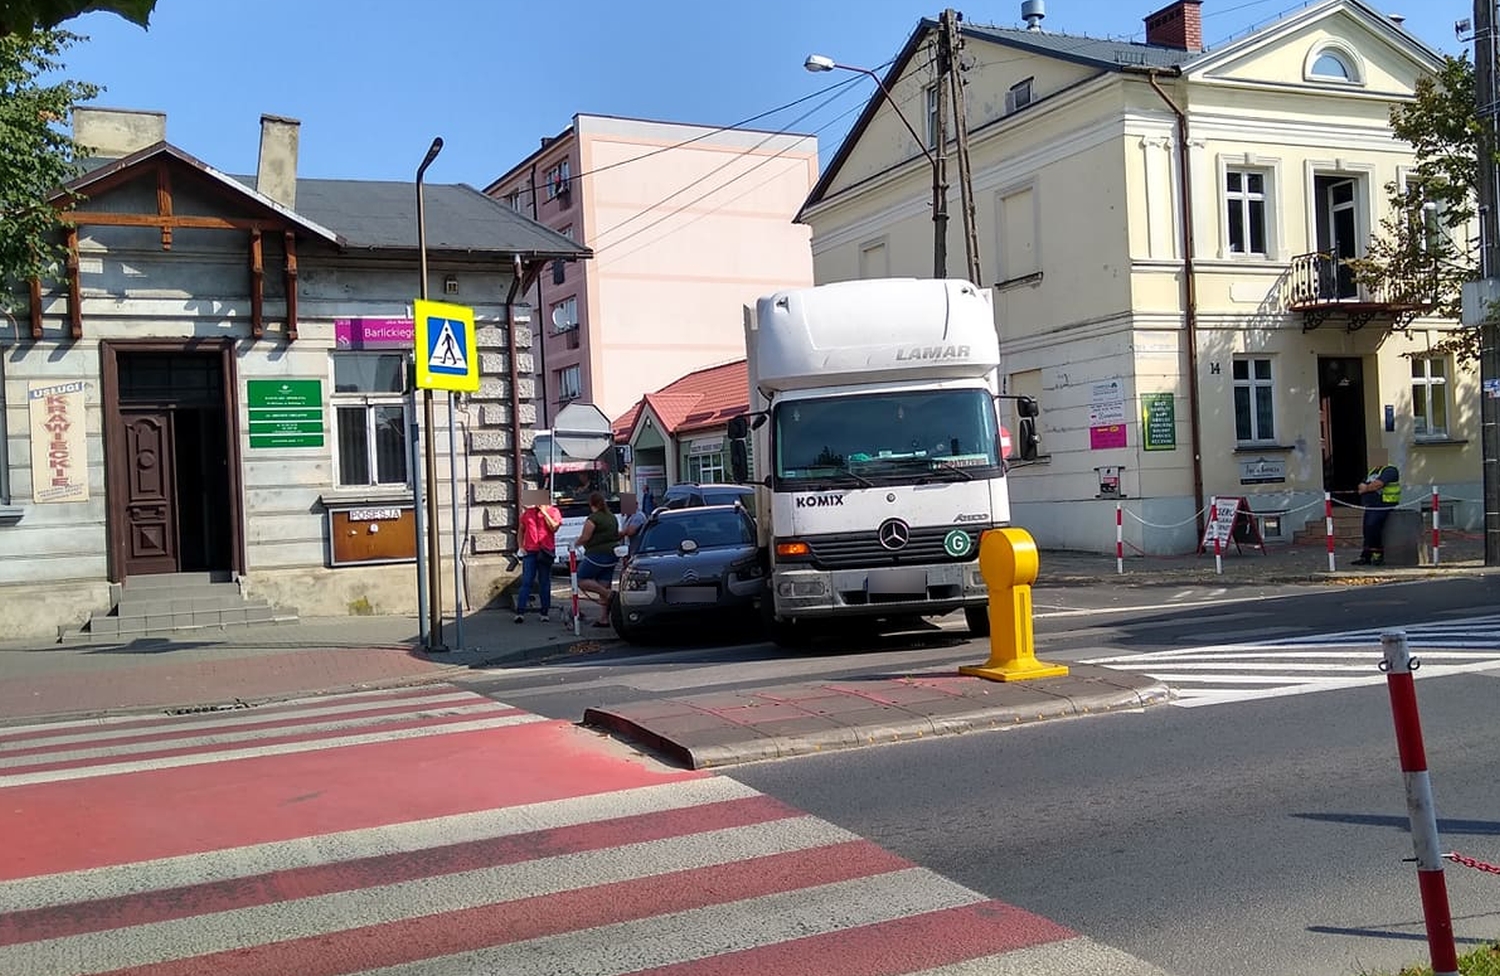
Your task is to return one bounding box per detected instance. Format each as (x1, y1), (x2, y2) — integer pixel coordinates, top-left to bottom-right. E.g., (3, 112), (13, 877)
(58, 0), (1474, 188)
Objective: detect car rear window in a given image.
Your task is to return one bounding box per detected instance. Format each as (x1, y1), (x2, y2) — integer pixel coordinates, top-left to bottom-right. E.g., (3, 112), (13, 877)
(638, 512), (753, 553)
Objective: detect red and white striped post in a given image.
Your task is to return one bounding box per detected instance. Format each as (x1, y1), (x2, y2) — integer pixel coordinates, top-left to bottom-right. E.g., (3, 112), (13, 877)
(1431, 486), (1441, 566)
(568, 549), (581, 637)
(1382, 631), (1459, 976)
(1116, 502), (1124, 575)
(1324, 491), (1336, 573)
(1213, 533), (1223, 575)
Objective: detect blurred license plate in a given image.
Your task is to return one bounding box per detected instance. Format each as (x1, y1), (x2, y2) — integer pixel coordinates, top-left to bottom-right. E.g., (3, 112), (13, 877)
(664, 586), (719, 604)
(866, 569), (928, 595)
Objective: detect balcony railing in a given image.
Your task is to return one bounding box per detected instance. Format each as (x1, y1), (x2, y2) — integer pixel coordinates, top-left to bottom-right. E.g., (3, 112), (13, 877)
(1283, 252), (1433, 332)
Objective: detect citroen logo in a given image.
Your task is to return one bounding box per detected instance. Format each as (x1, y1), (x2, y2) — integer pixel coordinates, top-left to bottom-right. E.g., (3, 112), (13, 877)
(877, 518), (911, 551)
(681, 569), (700, 584)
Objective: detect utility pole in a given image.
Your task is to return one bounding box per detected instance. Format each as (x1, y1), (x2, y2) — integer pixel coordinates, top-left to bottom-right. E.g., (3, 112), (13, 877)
(943, 8), (982, 287)
(1476, 0), (1500, 564)
(933, 16), (951, 279)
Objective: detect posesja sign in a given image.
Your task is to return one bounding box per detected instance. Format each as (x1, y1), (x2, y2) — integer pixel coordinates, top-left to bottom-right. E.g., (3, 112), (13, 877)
(28, 381), (89, 504)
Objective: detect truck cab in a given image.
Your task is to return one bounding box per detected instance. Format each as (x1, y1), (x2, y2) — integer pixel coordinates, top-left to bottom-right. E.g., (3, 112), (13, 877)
(728, 278), (1037, 646)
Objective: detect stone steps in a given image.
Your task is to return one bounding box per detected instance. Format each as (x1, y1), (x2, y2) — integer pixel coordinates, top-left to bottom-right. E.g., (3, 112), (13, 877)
(70, 572), (299, 642)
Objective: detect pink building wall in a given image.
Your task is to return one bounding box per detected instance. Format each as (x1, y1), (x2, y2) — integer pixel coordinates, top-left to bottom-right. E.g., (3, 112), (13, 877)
(485, 114), (816, 425)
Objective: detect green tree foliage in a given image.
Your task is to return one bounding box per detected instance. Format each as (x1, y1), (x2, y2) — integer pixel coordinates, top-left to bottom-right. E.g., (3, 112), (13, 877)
(0, 1), (155, 36)
(0, 29), (98, 313)
(1351, 55), (1484, 361)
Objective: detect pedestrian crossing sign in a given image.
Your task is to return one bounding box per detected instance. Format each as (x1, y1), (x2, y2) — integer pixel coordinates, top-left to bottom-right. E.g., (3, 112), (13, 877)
(413, 299), (479, 392)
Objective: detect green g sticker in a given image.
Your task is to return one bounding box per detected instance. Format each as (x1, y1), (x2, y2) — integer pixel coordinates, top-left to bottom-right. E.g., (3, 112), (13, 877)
(943, 529), (973, 557)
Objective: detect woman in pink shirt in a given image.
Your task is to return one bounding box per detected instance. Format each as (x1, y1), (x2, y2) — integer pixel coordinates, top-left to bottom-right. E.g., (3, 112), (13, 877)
(514, 500), (562, 623)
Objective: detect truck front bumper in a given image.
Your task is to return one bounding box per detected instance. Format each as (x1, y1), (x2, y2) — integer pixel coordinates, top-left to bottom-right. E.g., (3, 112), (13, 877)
(768, 562), (987, 620)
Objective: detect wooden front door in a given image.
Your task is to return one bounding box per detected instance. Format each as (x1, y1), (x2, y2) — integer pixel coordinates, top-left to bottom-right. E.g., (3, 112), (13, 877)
(121, 408), (179, 576)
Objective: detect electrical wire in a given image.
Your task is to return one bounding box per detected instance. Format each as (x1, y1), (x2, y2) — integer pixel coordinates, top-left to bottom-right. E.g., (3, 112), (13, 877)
(594, 96), (879, 270)
(589, 71), (867, 246)
(536, 59), (897, 190)
(592, 84), (872, 255)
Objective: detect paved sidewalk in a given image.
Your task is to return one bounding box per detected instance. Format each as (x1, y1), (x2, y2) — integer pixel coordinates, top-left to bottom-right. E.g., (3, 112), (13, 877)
(0, 535), (1489, 725)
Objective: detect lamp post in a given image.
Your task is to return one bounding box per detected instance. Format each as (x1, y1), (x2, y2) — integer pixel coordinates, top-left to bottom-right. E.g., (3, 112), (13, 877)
(416, 136), (446, 652)
(806, 53), (947, 278)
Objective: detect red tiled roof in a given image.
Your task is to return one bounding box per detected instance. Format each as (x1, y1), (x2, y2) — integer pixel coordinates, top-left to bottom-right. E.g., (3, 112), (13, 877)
(611, 359), (748, 441)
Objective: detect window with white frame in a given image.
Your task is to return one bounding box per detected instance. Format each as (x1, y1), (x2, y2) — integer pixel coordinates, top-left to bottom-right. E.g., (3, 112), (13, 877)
(504, 190), (522, 212)
(551, 296), (578, 333)
(1232, 357), (1275, 443)
(1411, 356), (1449, 438)
(331, 352), (409, 488)
(925, 83), (940, 149)
(1225, 169), (1269, 256)
(556, 364), (581, 402)
(1006, 77), (1033, 113)
(545, 160), (571, 200)
(687, 451), (725, 483)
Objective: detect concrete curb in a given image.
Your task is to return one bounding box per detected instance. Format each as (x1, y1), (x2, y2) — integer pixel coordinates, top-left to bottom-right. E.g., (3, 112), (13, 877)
(583, 672), (1172, 770)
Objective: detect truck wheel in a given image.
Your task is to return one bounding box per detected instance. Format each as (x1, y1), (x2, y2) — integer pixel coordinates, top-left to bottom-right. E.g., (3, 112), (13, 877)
(760, 598), (814, 649)
(963, 605), (991, 637)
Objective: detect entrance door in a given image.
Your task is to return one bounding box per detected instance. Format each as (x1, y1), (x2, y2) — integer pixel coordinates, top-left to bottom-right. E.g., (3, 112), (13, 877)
(108, 347), (237, 580)
(121, 408), (179, 576)
(1318, 357), (1366, 501)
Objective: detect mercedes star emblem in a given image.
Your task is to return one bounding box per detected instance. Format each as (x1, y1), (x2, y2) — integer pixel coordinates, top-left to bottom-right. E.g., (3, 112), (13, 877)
(877, 518), (911, 551)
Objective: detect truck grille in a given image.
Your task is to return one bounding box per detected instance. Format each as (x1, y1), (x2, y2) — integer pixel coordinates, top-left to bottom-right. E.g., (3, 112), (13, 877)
(799, 525), (982, 570)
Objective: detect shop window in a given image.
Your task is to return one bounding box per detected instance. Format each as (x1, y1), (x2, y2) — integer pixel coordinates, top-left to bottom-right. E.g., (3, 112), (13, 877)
(331, 352), (409, 488)
(687, 451), (726, 483)
(1412, 356), (1449, 438)
(1232, 357), (1275, 444)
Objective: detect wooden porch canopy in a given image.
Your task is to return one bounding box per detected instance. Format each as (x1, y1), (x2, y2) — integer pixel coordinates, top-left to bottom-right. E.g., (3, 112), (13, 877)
(34, 142), (344, 341)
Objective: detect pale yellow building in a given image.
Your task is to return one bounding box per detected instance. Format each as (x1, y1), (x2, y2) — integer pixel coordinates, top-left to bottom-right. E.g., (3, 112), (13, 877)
(799, 0), (1473, 554)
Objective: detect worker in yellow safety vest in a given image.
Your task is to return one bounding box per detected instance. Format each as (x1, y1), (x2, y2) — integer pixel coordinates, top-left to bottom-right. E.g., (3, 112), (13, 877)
(1352, 457), (1401, 566)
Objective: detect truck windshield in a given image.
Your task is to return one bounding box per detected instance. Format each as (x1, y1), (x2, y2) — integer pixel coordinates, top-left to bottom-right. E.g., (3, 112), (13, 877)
(774, 389), (1001, 485)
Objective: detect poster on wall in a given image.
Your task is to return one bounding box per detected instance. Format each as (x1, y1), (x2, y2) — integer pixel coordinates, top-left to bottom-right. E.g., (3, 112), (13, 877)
(1141, 393), (1176, 451)
(28, 380), (89, 503)
(247, 379), (325, 449)
(1089, 379), (1126, 450)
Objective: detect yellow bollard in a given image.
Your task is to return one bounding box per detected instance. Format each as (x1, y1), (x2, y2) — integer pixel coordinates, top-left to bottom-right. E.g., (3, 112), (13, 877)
(958, 527), (1069, 682)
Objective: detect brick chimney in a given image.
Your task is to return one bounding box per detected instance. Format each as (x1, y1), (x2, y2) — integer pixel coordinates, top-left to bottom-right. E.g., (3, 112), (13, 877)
(1144, 0), (1203, 52)
(255, 114), (300, 210)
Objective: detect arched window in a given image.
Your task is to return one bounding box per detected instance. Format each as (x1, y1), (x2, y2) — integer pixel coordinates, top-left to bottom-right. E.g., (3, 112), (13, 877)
(1304, 43), (1363, 84)
(1312, 51), (1352, 79)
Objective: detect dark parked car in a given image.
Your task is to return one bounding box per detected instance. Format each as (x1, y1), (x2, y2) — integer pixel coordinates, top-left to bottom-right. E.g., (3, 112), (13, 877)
(610, 504), (764, 642)
(659, 482), (756, 511)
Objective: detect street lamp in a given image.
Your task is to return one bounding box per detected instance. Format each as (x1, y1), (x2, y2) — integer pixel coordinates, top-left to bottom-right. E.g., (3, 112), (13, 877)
(805, 53), (947, 278)
(416, 136), (446, 652)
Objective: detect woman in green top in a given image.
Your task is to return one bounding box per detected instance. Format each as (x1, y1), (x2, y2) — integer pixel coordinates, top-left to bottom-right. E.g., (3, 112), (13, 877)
(574, 492), (621, 627)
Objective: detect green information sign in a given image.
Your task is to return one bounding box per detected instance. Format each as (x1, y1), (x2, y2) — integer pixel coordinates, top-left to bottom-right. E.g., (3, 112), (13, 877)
(247, 379), (325, 449)
(1142, 392), (1176, 451)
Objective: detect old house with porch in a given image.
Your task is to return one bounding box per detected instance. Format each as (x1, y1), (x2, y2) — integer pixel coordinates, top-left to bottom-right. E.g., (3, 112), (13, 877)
(0, 108), (585, 640)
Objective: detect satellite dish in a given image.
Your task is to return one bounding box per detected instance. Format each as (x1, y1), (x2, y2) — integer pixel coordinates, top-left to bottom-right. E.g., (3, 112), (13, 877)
(551, 306), (571, 330)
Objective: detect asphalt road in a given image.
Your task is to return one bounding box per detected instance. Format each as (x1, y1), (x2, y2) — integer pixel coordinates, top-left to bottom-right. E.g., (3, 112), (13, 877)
(464, 573), (1500, 976)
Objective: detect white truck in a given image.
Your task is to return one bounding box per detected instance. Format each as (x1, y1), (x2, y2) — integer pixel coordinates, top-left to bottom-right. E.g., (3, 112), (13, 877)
(727, 278), (1038, 647)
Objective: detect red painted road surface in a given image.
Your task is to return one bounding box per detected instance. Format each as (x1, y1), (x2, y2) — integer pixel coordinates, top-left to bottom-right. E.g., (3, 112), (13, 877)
(0, 685), (1169, 975)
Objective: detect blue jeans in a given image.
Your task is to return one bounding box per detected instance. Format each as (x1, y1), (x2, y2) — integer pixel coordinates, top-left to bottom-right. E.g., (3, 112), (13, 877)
(515, 550), (555, 614)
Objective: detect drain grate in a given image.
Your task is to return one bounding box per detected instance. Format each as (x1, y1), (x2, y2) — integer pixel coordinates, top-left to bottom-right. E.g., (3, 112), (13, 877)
(164, 699), (255, 716)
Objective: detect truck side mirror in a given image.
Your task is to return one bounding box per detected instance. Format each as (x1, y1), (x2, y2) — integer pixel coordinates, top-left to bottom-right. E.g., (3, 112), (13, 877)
(1017, 417), (1040, 461)
(730, 439), (750, 483)
(1016, 395), (1039, 419)
(726, 416), (749, 439)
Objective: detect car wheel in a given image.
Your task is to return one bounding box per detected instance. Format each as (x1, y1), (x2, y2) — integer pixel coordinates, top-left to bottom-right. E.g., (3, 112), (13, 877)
(963, 605), (991, 637)
(609, 594), (645, 644)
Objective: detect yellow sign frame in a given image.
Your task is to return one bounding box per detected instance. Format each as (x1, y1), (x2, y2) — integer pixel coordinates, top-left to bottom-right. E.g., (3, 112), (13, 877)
(413, 299), (479, 392)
